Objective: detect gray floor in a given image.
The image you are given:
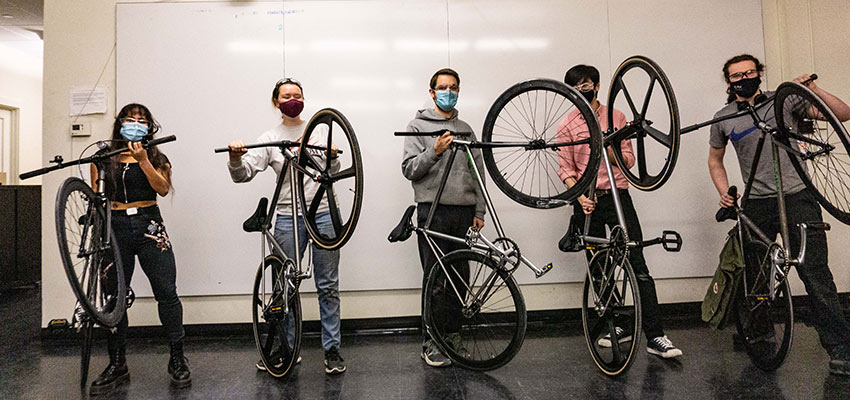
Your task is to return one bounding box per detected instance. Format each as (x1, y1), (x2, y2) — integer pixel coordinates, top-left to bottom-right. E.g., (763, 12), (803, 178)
(1, 285), (849, 400)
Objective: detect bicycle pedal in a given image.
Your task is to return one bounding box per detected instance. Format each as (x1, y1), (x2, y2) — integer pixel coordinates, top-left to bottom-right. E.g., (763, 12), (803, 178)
(535, 263), (554, 278)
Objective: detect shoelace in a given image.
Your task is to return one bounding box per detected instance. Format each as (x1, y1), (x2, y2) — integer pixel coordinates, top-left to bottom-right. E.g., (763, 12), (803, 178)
(653, 336), (674, 349)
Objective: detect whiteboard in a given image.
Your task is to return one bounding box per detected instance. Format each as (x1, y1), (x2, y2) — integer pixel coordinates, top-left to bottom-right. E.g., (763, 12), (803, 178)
(117, 0), (765, 296)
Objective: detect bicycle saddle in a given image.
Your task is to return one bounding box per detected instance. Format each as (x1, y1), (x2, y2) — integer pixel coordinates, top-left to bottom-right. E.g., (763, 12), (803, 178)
(558, 215), (582, 252)
(388, 205), (416, 243)
(715, 186), (738, 222)
(243, 197), (268, 233)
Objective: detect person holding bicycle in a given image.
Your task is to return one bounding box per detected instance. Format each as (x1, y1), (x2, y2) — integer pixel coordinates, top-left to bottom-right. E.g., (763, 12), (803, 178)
(707, 54), (850, 375)
(401, 67), (486, 367)
(88, 103), (191, 394)
(226, 78), (346, 375)
(558, 64), (682, 359)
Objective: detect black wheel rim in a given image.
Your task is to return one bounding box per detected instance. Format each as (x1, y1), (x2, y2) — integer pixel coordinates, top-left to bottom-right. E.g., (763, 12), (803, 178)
(298, 108), (363, 249)
(607, 56), (680, 191)
(482, 79), (602, 209)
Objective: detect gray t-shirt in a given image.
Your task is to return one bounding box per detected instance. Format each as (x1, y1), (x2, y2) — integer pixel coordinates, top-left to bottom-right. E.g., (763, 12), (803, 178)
(709, 91), (807, 198)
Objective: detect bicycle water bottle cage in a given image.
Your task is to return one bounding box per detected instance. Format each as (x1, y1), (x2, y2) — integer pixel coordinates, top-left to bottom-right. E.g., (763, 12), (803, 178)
(661, 230), (682, 252)
(388, 205), (416, 242)
(243, 198), (269, 233)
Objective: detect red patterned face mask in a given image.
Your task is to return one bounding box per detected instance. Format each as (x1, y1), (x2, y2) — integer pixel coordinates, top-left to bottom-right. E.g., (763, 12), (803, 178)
(279, 99), (304, 117)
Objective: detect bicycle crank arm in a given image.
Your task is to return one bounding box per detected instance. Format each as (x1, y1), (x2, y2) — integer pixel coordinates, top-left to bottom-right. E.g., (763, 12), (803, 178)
(792, 222), (831, 267)
(532, 261), (554, 278)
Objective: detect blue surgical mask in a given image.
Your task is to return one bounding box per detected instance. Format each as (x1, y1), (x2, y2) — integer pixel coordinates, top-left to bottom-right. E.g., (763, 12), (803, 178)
(120, 122), (149, 142)
(435, 89), (458, 112)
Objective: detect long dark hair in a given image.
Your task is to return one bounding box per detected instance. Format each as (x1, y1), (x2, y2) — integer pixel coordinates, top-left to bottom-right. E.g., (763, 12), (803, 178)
(723, 54), (765, 104)
(106, 103), (171, 196)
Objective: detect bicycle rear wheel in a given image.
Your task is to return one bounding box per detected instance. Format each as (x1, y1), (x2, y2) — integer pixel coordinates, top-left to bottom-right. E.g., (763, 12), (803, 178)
(734, 241), (794, 371)
(252, 255), (302, 378)
(297, 108), (364, 250)
(774, 81), (850, 225)
(481, 78), (603, 209)
(423, 250), (526, 370)
(606, 56), (680, 191)
(56, 177), (126, 328)
(581, 248), (642, 376)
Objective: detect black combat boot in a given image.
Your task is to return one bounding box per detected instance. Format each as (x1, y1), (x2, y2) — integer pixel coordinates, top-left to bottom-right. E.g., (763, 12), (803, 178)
(168, 341), (191, 388)
(90, 339), (129, 395)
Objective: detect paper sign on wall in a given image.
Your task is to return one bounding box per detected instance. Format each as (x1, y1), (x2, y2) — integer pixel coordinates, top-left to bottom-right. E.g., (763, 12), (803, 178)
(70, 86), (107, 116)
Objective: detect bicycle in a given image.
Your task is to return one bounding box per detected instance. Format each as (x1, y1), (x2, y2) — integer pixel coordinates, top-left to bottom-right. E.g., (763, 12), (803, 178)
(214, 108), (363, 378)
(698, 77), (849, 371)
(19, 135), (176, 388)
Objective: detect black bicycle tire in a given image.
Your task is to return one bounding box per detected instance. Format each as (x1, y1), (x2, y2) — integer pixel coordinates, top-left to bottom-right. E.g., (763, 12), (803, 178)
(80, 320), (94, 389)
(774, 81), (850, 225)
(581, 250), (642, 376)
(56, 177), (126, 328)
(607, 55), (681, 191)
(423, 250), (527, 371)
(252, 255), (302, 378)
(482, 78), (603, 209)
(297, 108), (364, 250)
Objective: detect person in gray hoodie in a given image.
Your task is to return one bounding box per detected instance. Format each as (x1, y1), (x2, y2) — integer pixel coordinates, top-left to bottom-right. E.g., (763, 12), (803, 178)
(401, 68), (486, 367)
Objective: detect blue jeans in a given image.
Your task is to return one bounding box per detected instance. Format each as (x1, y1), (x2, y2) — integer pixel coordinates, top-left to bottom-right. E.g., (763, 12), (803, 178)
(274, 212), (341, 351)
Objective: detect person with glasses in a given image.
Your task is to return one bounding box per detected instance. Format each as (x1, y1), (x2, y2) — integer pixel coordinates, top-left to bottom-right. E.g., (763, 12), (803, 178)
(88, 103), (191, 395)
(707, 54), (850, 375)
(557, 64), (682, 359)
(401, 67), (486, 367)
(226, 78), (346, 375)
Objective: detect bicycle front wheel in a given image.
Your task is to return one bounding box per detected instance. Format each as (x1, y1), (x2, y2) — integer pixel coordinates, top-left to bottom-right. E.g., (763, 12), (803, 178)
(735, 241), (794, 371)
(252, 255), (302, 378)
(581, 249), (642, 376)
(774, 81), (850, 225)
(297, 108), (364, 250)
(423, 250), (527, 370)
(56, 177), (126, 328)
(482, 79), (603, 209)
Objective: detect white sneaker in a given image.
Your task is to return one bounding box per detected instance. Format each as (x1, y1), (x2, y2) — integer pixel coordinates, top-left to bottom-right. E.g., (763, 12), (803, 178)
(597, 327), (633, 348)
(647, 335), (683, 358)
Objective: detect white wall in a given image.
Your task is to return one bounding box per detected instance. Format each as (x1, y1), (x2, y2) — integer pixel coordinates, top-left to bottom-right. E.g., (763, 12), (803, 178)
(0, 38), (42, 185)
(41, 0), (850, 327)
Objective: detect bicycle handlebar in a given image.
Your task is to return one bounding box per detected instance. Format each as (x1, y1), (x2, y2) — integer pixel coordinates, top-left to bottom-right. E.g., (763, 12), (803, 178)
(19, 135), (177, 180)
(213, 140), (340, 154)
(394, 130), (474, 137)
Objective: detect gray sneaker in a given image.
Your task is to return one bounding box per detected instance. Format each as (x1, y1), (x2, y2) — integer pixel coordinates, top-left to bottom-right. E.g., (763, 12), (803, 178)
(421, 339), (451, 367)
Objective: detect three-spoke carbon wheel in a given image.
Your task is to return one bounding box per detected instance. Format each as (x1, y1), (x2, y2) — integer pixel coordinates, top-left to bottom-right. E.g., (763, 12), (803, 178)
(581, 247), (642, 376)
(252, 255), (302, 378)
(55, 177), (126, 328)
(607, 56), (680, 191)
(482, 79), (603, 209)
(775, 81), (850, 225)
(423, 250), (527, 370)
(298, 108), (364, 249)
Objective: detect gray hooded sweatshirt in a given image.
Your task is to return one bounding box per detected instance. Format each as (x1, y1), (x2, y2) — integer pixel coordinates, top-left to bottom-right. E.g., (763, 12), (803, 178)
(401, 108), (486, 219)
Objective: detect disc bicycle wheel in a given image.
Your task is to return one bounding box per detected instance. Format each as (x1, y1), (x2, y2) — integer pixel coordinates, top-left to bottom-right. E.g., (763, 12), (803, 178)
(252, 255), (302, 378)
(423, 250), (527, 371)
(482, 78), (603, 209)
(297, 108), (364, 250)
(607, 56), (680, 191)
(774, 81), (850, 225)
(581, 247), (642, 376)
(56, 177), (126, 328)
(734, 241), (793, 371)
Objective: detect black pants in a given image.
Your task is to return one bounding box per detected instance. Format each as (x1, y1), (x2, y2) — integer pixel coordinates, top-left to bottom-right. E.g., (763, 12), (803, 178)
(108, 206), (185, 351)
(572, 190), (665, 339)
(416, 203), (475, 341)
(744, 189), (850, 357)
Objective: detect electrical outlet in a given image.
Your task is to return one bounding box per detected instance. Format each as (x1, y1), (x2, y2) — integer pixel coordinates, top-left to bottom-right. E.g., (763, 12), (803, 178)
(70, 122), (91, 137)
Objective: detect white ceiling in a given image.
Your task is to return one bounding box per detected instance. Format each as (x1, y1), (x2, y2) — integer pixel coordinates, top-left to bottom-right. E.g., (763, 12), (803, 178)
(0, 0), (42, 41)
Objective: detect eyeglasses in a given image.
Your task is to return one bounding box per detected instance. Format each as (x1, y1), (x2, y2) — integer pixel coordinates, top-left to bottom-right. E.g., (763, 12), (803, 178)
(277, 77), (302, 87)
(121, 117), (149, 125)
(729, 69), (759, 81)
(574, 82), (595, 92)
(433, 84), (459, 92)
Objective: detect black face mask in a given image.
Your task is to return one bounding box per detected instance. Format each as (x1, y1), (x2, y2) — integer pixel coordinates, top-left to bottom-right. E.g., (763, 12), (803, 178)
(731, 76), (761, 99)
(580, 89), (596, 103)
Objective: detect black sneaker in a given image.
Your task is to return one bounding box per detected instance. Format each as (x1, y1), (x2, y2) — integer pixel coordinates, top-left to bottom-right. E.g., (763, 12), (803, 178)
(647, 335), (683, 358)
(421, 339), (451, 368)
(324, 347), (346, 375)
(597, 327), (633, 348)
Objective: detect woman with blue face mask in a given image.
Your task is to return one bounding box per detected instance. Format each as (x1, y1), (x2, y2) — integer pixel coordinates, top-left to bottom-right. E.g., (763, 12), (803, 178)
(86, 103), (191, 395)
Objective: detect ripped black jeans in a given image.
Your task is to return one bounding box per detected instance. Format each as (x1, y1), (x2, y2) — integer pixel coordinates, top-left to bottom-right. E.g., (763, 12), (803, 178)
(108, 205), (184, 350)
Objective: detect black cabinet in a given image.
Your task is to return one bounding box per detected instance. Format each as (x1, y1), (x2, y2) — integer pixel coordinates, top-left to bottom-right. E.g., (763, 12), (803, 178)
(0, 185), (41, 292)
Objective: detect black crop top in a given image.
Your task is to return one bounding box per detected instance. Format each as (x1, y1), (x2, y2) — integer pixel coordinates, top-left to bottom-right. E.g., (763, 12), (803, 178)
(106, 161), (159, 203)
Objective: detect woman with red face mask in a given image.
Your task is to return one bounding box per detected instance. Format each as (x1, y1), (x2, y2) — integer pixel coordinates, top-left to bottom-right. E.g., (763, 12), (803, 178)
(225, 79), (347, 375)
